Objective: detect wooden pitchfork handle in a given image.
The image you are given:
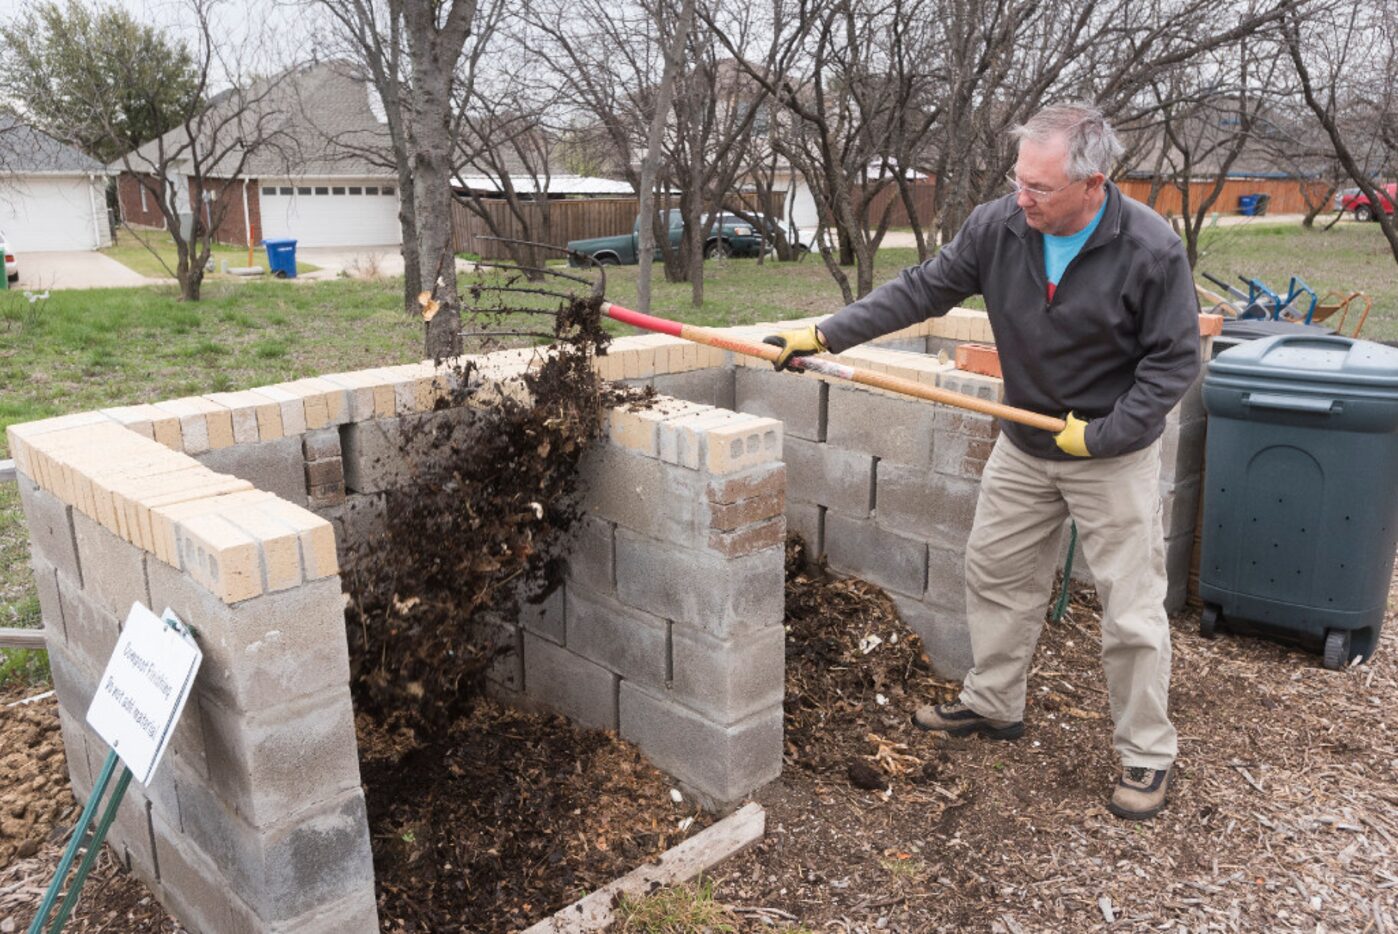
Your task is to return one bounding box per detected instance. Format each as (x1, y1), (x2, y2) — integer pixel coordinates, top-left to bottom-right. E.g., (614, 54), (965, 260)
(600, 302), (1067, 434)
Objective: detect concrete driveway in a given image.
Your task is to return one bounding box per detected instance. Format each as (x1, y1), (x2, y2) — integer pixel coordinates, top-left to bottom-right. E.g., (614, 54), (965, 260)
(295, 246), (406, 281)
(12, 251), (155, 290)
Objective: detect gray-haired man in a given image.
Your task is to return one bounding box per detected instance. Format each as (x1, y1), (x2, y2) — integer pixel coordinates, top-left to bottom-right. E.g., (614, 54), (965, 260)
(765, 103), (1200, 820)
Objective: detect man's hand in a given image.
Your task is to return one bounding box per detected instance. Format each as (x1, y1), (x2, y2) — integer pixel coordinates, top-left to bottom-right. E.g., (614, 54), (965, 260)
(1054, 412), (1091, 457)
(762, 324), (827, 371)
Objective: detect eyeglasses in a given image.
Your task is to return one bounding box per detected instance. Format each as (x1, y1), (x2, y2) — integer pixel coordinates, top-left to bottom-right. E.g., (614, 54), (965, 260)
(1005, 172), (1080, 202)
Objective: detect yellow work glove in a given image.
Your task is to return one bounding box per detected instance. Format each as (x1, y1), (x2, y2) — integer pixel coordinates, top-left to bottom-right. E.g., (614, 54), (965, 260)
(762, 324), (827, 371)
(1054, 412), (1091, 457)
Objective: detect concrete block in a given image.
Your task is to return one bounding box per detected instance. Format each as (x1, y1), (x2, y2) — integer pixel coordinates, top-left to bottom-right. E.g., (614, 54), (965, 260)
(269, 888), (380, 934)
(17, 476), (82, 587)
(566, 584), (669, 688)
(57, 583), (121, 676)
(522, 631), (618, 732)
(337, 493), (386, 554)
(150, 815), (267, 934)
(196, 436), (309, 507)
(566, 515), (614, 595)
(485, 621), (523, 692)
(670, 622), (784, 726)
(870, 336), (928, 354)
(785, 501), (824, 556)
(619, 682), (782, 808)
(1161, 476), (1201, 542)
(614, 529), (784, 639)
(198, 688), (362, 828)
(658, 409), (735, 470)
(173, 779), (375, 924)
(71, 511), (150, 618)
(824, 512), (927, 598)
(783, 437), (874, 518)
(107, 780), (159, 883)
(1165, 530), (1195, 614)
(56, 706), (96, 799)
(890, 594), (973, 680)
(937, 369), (1005, 403)
(339, 409), (475, 494)
(652, 368), (736, 410)
(826, 385), (936, 465)
(518, 581), (566, 645)
(1160, 418), (1206, 486)
(148, 563), (350, 712)
(923, 544), (969, 614)
(31, 555), (65, 644)
(735, 367), (826, 442)
(875, 463), (981, 549)
(577, 445), (705, 546)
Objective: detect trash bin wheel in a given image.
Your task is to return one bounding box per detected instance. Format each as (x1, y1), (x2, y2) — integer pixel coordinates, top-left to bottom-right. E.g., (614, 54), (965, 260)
(1322, 629), (1351, 671)
(273, 269), (288, 279)
(1200, 604), (1222, 639)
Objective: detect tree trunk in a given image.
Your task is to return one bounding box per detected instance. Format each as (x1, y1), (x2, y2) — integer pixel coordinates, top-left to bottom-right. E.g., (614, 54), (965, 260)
(412, 66), (463, 359)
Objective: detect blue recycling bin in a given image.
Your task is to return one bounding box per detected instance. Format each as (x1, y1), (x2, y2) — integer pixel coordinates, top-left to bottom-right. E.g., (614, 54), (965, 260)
(263, 238), (298, 279)
(1237, 193), (1270, 216)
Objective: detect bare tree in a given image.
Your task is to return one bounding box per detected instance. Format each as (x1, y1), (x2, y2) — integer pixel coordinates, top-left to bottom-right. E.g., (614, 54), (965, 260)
(1283, 1), (1398, 264)
(318, 0), (497, 358)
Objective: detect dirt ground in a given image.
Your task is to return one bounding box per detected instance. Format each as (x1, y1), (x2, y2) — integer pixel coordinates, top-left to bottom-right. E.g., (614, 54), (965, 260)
(3, 554), (1395, 933)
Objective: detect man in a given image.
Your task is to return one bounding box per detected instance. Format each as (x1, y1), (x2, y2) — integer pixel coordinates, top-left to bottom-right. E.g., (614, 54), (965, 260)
(764, 103), (1200, 821)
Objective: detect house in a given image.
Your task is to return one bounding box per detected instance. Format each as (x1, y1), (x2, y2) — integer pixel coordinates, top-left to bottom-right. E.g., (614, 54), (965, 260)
(0, 118), (112, 251)
(114, 61), (403, 249)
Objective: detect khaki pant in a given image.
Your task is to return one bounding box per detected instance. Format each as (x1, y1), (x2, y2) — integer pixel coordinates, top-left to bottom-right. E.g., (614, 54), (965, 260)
(958, 435), (1177, 769)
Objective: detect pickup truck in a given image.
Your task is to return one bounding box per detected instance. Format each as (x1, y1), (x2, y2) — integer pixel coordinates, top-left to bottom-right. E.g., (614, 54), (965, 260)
(566, 210), (771, 266)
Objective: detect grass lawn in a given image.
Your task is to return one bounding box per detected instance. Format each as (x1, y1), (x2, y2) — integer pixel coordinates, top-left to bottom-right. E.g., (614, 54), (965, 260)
(1, 221), (1393, 685)
(102, 229), (320, 279)
(1191, 219), (1397, 340)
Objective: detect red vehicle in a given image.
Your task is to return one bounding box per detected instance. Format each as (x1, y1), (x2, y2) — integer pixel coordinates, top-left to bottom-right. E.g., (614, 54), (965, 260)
(1340, 182), (1396, 221)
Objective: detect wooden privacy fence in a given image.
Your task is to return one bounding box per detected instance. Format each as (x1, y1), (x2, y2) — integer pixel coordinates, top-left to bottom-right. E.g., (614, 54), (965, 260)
(451, 192), (787, 260)
(1116, 178), (1336, 217)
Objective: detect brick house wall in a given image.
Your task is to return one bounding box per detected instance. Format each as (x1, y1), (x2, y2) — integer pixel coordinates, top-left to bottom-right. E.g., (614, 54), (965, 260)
(189, 177), (262, 247)
(116, 172), (167, 229)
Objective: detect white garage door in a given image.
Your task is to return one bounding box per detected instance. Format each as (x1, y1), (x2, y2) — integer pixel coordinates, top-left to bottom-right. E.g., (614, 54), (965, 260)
(0, 176), (106, 251)
(259, 179), (401, 247)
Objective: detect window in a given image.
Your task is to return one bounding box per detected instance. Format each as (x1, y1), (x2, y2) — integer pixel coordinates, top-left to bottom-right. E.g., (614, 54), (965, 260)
(261, 186), (275, 197)
(297, 186), (311, 195)
(381, 186), (395, 196)
(348, 186), (362, 195)
(364, 186), (379, 195)
(314, 186), (329, 195)
(331, 186), (346, 195)
(280, 187), (293, 195)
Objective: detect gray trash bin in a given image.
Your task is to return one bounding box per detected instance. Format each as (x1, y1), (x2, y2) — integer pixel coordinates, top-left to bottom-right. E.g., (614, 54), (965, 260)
(1199, 334), (1398, 668)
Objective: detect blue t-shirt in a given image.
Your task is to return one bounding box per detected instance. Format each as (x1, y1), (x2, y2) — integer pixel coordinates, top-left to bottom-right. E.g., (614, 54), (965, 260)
(1043, 199), (1107, 289)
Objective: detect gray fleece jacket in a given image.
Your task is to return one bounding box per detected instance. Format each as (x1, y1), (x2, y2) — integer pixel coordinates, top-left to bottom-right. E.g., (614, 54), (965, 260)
(818, 182), (1201, 460)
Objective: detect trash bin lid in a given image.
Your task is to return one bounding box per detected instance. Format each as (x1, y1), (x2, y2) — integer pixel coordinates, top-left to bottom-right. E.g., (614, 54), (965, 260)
(1210, 334), (1398, 391)
(261, 238), (296, 247)
(1220, 319), (1333, 341)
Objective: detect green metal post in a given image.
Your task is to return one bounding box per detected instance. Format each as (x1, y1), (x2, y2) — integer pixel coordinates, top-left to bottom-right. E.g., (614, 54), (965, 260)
(27, 749), (128, 934)
(1051, 522), (1078, 623)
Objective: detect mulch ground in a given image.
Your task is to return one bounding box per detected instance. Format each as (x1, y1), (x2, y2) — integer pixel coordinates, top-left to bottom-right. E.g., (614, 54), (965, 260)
(3, 554), (1396, 933)
(709, 549), (1398, 933)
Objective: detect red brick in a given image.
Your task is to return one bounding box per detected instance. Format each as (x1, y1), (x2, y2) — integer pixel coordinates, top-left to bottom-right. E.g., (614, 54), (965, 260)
(1198, 313), (1224, 336)
(706, 464), (786, 505)
(708, 517), (784, 558)
(304, 458), (344, 487)
(709, 492), (785, 531)
(954, 342), (1002, 379)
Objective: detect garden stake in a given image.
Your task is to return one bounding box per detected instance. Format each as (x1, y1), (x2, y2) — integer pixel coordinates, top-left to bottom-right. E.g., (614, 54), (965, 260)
(600, 301), (1067, 434)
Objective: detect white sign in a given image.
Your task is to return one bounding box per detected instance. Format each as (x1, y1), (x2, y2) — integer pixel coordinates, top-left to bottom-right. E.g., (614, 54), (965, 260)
(86, 603), (202, 786)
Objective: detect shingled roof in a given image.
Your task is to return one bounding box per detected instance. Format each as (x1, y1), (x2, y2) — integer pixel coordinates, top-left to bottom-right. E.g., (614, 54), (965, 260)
(116, 61), (395, 179)
(0, 117), (106, 174)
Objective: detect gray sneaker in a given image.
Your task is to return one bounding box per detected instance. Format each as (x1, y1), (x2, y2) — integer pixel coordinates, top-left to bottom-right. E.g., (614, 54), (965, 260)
(1108, 766), (1171, 821)
(911, 701), (1024, 740)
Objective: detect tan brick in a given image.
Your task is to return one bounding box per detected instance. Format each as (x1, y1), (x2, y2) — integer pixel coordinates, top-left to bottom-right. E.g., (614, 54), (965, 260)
(205, 391), (272, 445)
(660, 409), (733, 470)
(702, 415), (783, 475)
(220, 507), (303, 591)
(99, 403), (164, 440)
(146, 480), (262, 564)
(253, 498), (339, 579)
(175, 512), (262, 603)
(146, 489), (274, 566)
(158, 396), (236, 452)
(318, 371), (379, 422)
(249, 385), (306, 437)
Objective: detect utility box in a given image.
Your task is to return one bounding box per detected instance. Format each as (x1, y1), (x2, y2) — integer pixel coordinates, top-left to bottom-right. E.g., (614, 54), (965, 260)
(1199, 335), (1398, 668)
(263, 238), (298, 278)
